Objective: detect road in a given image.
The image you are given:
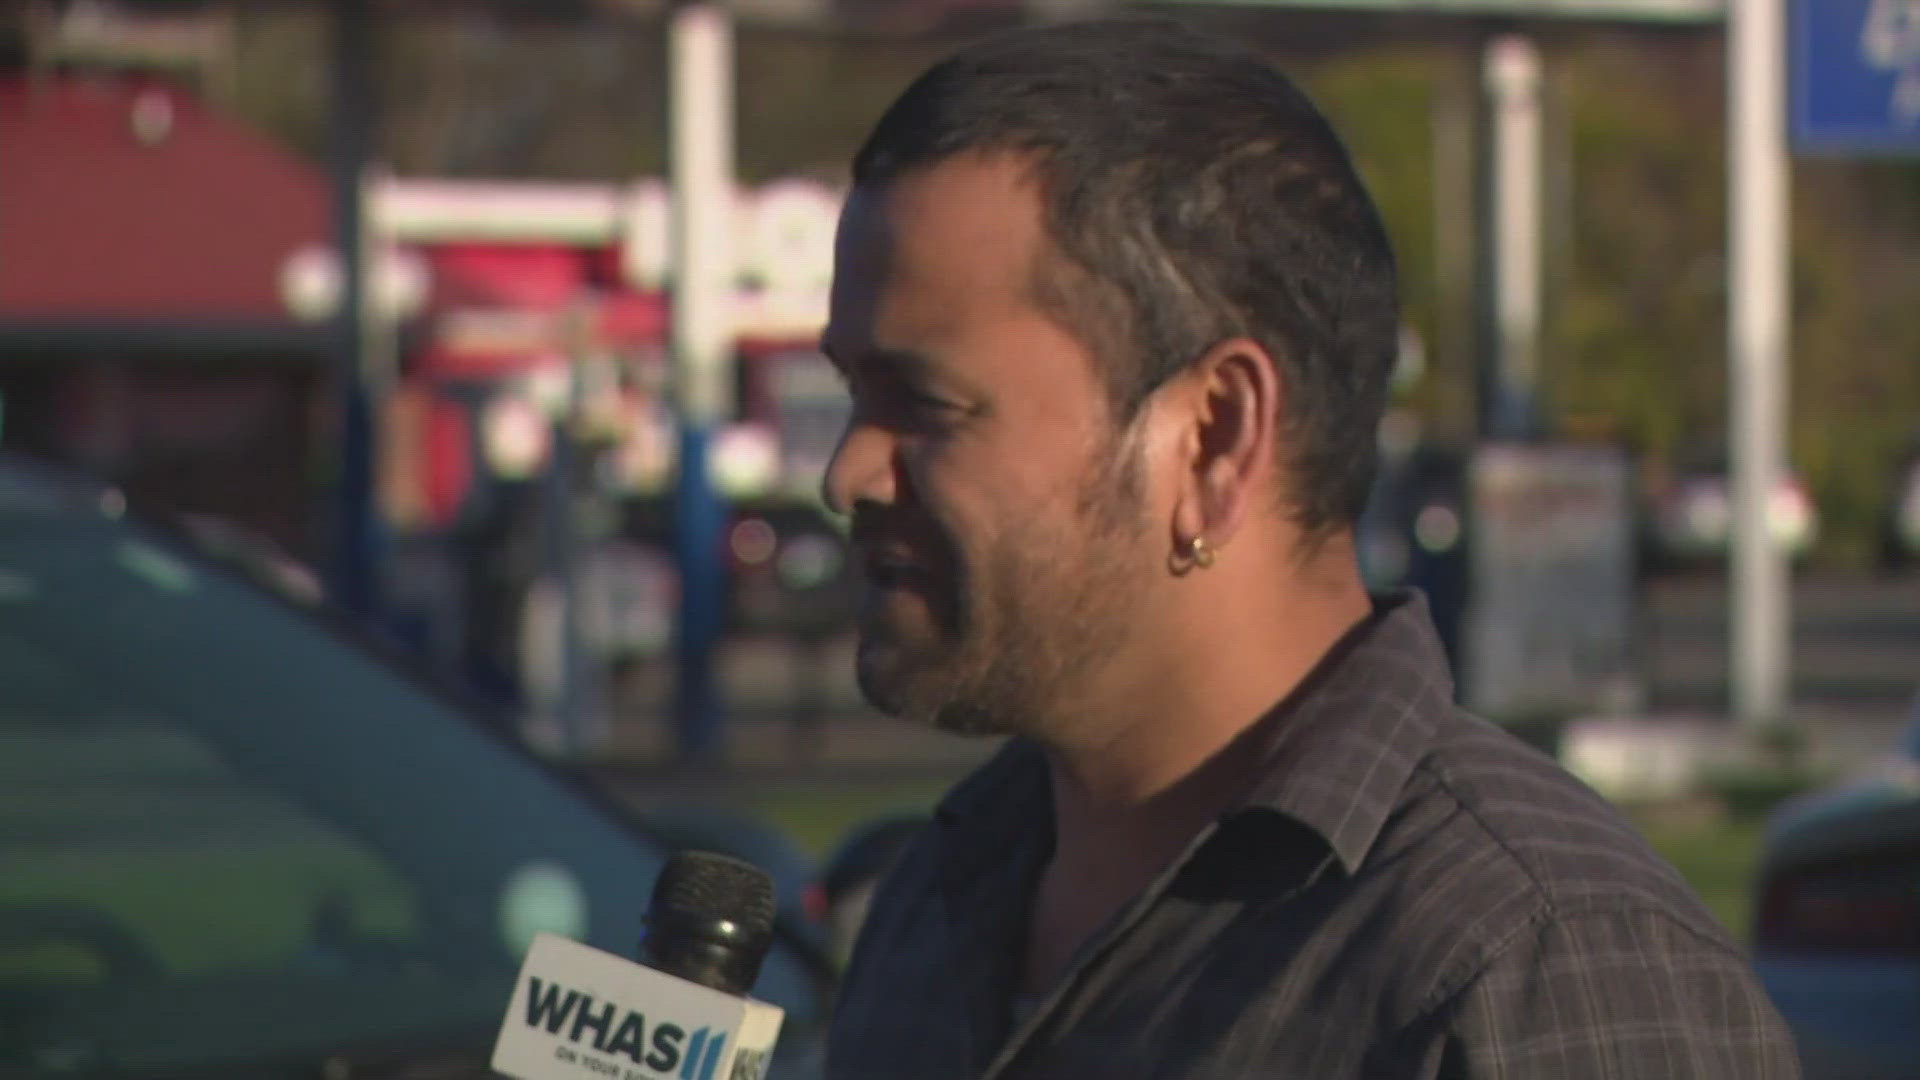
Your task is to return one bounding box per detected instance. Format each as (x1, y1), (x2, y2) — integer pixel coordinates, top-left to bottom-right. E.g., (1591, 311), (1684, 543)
(586, 568), (1920, 768)
(1640, 567), (1920, 747)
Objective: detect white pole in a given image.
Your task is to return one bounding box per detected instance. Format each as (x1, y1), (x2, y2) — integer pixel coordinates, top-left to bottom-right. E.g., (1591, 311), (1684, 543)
(1728, 0), (1791, 730)
(671, 3), (736, 429)
(1485, 35), (1544, 438)
(668, 3), (735, 758)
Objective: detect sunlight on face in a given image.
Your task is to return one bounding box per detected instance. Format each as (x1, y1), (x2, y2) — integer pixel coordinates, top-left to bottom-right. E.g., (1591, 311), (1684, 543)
(821, 154), (1158, 736)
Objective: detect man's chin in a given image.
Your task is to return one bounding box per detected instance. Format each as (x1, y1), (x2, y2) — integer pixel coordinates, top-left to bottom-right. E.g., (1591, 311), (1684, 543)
(927, 701), (1016, 739)
(854, 639), (1007, 738)
(853, 639), (943, 721)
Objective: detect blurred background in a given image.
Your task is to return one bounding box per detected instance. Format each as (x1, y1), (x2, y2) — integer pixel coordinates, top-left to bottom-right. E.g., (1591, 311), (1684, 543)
(3, 1), (1920, 1076)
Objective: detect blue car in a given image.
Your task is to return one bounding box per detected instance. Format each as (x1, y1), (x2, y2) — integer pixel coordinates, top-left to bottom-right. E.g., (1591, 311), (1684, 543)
(0, 455), (833, 1079)
(1753, 699), (1920, 1079)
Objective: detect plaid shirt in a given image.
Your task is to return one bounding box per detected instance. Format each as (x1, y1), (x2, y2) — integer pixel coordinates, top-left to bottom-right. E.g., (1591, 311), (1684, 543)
(825, 592), (1799, 1079)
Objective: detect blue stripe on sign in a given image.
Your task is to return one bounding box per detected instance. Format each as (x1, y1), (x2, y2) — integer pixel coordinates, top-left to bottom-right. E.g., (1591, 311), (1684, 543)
(680, 1029), (707, 1080)
(698, 1033), (727, 1080)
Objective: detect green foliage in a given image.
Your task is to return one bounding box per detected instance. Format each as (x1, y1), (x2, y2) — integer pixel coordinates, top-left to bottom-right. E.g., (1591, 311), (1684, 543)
(210, 17), (1920, 557)
(1785, 164), (1920, 561)
(1308, 50), (1457, 420)
(1304, 36), (1920, 562)
(1547, 41), (1920, 560)
(1700, 760), (1827, 819)
(1552, 42), (1732, 460)
(1630, 806), (1766, 940)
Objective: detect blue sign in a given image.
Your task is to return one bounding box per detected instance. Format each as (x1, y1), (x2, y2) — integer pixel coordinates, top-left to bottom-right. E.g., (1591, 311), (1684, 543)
(1793, 0), (1920, 155)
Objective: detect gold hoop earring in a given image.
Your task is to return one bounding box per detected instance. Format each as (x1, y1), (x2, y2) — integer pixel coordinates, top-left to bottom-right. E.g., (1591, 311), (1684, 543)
(1190, 535), (1216, 569)
(1171, 534), (1216, 575)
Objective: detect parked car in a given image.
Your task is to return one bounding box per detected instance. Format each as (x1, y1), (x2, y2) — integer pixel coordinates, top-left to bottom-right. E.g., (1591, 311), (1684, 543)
(1646, 468), (1819, 569)
(0, 454), (834, 1079)
(1879, 440), (1920, 571)
(1751, 695), (1920, 1079)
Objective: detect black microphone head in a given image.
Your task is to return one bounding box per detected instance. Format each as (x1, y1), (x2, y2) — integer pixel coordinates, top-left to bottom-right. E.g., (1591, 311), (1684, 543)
(652, 850), (776, 938)
(642, 851), (777, 995)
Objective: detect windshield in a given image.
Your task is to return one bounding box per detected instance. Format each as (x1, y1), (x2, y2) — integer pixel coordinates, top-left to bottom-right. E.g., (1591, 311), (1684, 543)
(0, 468), (816, 1077)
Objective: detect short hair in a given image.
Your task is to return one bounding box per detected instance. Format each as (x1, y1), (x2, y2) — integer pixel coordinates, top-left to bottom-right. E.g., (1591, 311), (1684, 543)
(852, 18), (1400, 536)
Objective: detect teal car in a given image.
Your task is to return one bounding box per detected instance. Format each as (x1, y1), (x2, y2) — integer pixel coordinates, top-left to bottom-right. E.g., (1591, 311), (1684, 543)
(0, 455), (832, 1079)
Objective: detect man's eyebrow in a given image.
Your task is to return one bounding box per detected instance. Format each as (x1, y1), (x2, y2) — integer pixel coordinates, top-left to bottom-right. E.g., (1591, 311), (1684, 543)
(818, 341), (940, 379)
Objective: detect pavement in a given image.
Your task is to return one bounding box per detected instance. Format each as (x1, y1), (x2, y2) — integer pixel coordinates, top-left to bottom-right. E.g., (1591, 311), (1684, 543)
(1641, 568), (1920, 725)
(562, 568), (1919, 782)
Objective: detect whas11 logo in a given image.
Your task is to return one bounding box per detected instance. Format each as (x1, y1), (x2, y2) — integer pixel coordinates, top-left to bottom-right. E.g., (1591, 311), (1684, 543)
(1863, 0), (1920, 125)
(523, 976), (733, 1080)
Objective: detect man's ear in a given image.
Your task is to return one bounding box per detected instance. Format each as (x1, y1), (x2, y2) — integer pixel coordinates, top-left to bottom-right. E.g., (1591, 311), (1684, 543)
(1169, 337), (1282, 556)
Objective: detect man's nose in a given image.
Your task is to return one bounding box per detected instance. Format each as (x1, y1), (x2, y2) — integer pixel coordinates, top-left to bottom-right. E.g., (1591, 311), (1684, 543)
(821, 422), (896, 518)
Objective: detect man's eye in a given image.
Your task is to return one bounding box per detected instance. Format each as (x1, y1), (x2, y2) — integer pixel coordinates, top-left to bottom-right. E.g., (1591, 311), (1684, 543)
(902, 387), (961, 413)
(840, 374), (965, 429)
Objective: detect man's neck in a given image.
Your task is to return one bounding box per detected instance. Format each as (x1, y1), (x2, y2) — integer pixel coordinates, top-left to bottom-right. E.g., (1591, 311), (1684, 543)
(1038, 544), (1372, 880)
(1015, 545), (1371, 996)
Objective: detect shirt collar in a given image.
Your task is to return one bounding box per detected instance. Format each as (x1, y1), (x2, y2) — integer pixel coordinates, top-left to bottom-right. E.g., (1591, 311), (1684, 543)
(934, 735), (1050, 892)
(932, 589), (1455, 880)
(1230, 589), (1454, 873)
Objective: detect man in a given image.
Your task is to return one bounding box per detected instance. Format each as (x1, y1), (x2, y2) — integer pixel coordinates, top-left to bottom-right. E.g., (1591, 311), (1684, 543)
(818, 19), (1797, 1079)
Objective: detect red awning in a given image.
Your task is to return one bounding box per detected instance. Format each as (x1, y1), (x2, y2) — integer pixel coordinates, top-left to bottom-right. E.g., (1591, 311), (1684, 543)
(0, 75), (329, 322)
(414, 241), (670, 379)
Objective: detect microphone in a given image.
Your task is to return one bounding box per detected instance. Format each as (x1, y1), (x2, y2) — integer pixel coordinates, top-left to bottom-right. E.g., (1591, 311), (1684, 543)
(492, 851), (787, 1080)
(639, 849), (776, 997)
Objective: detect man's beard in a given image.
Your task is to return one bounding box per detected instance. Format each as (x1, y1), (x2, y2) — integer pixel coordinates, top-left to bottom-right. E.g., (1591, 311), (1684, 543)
(855, 432), (1148, 738)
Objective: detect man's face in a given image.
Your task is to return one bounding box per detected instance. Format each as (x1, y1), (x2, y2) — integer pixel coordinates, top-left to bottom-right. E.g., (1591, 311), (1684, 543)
(820, 154), (1159, 736)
